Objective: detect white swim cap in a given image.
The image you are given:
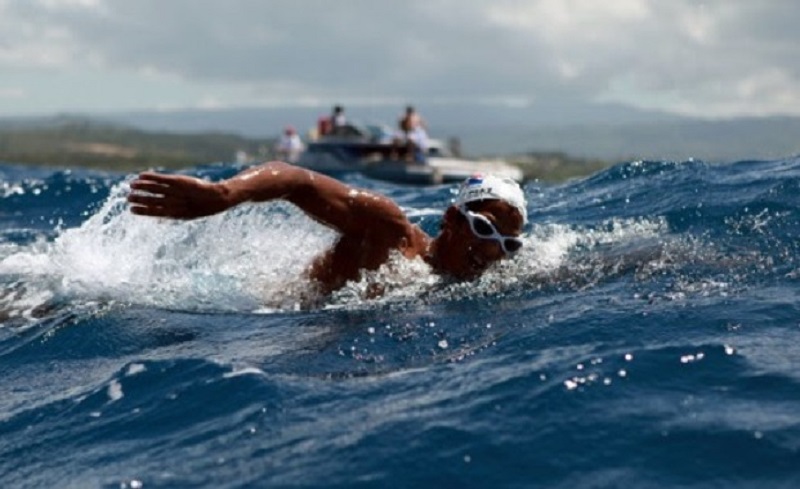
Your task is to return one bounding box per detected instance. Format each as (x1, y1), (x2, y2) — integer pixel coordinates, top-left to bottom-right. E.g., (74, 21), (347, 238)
(454, 174), (528, 224)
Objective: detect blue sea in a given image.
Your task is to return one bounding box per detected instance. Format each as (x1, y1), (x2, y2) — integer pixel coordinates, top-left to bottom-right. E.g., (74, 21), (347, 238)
(2, 157), (800, 488)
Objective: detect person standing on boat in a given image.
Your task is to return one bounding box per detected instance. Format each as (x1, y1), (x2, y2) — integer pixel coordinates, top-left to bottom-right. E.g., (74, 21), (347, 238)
(397, 105), (429, 163)
(127, 164), (526, 296)
(317, 105), (347, 137)
(330, 105), (347, 135)
(406, 124), (430, 164)
(275, 125), (305, 163)
(399, 105), (425, 134)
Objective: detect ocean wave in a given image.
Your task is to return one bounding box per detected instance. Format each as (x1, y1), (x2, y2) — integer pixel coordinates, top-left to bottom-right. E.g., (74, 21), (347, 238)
(3, 158), (800, 487)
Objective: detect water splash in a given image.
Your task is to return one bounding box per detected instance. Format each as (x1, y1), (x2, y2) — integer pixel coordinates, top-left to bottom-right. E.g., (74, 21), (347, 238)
(1, 178), (336, 323)
(1, 173), (711, 324)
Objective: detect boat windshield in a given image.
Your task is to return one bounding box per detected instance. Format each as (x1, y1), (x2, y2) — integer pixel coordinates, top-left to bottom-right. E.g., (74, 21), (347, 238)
(364, 124), (396, 144)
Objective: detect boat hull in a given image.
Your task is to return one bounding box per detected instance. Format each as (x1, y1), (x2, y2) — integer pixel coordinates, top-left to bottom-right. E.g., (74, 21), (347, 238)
(296, 154), (523, 185)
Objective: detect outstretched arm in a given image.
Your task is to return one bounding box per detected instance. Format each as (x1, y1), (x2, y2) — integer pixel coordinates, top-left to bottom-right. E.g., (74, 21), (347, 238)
(127, 161), (411, 237)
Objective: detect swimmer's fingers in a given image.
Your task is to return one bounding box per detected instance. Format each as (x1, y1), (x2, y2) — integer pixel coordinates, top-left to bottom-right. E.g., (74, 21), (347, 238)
(128, 174), (199, 219)
(129, 202), (195, 220)
(129, 180), (171, 196)
(135, 171), (194, 186)
(128, 171), (229, 220)
(131, 173), (209, 196)
(127, 192), (186, 208)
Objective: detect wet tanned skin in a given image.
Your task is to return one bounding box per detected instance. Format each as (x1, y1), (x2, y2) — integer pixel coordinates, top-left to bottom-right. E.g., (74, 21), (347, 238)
(127, 161), (523, 292)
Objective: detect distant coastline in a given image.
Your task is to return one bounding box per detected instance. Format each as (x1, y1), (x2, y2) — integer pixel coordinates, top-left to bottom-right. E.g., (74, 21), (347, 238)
(0, 116), (611, 182)
(504, 152), (611, 182)
(0, 117), (272, 173)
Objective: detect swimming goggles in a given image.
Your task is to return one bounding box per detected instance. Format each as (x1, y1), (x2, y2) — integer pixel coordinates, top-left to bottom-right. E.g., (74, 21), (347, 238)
(459, 206), (523, 255)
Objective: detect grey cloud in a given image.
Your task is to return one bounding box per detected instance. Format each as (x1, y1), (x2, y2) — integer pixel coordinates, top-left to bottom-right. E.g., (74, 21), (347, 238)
(3, 0), (566, 97)
(3, 0), (800, 114)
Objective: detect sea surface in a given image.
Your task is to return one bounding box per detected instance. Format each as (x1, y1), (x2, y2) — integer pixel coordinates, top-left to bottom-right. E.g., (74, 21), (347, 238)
(2, 157), (800, 488)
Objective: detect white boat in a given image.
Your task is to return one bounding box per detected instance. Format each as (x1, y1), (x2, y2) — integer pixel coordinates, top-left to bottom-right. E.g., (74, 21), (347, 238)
(294, 122), (523, 185)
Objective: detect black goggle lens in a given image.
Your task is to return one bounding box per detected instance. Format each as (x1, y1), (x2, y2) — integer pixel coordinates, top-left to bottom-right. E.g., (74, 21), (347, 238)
(503, 239), (523, 253)
(472, 218), (495, 236)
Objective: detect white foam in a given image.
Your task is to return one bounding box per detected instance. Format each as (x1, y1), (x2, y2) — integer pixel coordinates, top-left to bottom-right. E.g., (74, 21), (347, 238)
(107, 380), (123, 402)
(320, 215), (671, 308)
(1, 179), (335, 321)
(125, 363), (147, 376)
(0, 179), (673, 322)
(223, 367), (266, 378)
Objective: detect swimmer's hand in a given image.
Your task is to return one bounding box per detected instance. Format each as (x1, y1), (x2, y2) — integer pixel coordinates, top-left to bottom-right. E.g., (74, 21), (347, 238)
(127, 171), (232, 220)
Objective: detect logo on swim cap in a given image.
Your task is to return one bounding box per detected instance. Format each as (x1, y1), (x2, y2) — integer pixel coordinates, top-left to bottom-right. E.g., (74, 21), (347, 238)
(454, 174), (527, 223)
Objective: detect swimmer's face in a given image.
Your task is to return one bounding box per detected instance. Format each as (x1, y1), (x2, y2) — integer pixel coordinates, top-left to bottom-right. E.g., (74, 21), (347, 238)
(440, 200), (524, 280)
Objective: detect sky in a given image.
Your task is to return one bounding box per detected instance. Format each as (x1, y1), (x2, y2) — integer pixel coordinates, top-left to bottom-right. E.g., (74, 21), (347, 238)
(2, 0), (800, 118)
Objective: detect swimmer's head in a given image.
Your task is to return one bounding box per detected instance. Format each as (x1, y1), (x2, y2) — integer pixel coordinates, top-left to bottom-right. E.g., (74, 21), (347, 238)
(454, 174), (527, 224)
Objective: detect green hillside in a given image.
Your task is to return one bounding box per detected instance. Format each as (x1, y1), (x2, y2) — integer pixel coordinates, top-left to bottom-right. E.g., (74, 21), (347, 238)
(0, 118), (274, 172)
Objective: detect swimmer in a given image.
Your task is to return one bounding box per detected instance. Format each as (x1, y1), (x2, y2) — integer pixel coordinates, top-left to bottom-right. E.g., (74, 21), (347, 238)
(127, 162), (527, 294)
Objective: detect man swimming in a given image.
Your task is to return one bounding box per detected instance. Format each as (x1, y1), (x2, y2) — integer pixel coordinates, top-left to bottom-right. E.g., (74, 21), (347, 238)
(127, 161), (527, 294)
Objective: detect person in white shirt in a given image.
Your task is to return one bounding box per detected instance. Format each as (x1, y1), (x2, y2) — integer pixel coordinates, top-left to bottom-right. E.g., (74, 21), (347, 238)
(407, 125), (430, 164)
(331, 105), (346, 128)
(276, 126), (305, 163)
(397, 106), (429, 163)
